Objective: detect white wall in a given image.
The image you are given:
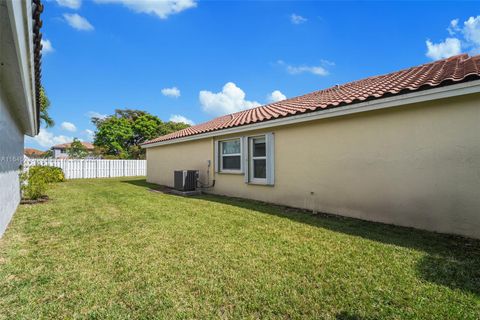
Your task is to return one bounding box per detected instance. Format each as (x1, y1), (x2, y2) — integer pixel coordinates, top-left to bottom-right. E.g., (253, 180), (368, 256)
(0, 90), (23, 236)
(53, 148), (64, 158)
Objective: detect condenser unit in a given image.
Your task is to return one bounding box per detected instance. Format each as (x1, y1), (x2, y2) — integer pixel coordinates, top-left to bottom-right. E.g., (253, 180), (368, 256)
(174, 170), (198, 191)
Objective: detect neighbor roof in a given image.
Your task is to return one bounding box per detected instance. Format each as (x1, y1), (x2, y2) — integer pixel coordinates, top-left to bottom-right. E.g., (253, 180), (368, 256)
(52, 142), (94, 150)
(24, 148), (45, 156)
(144, 54), (480, 145)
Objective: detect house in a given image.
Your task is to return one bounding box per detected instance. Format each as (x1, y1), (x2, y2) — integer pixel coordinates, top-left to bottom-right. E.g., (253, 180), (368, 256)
(0, 0), (42, 236)
(143, 54), (480, 239)
(51, 141), (95, 158)
(24, 148), (45, 158)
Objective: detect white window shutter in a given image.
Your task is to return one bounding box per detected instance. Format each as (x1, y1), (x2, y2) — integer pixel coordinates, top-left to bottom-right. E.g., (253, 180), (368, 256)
(266, 132), (275, 185)
(243, 136), (249, 183)
(214, 140), (219, 173)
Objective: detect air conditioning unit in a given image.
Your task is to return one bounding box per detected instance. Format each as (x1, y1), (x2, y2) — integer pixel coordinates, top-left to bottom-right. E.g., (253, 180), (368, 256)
(174, 170), (198, 191)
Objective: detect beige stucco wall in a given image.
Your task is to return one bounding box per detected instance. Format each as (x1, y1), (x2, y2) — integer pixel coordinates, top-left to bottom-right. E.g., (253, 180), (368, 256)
(147, 138), (213, 188)
(146, 94), (480, 239)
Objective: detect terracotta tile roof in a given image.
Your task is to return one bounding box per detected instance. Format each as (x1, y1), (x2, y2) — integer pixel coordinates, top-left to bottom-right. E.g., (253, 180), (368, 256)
(52, 142), (95, 150)
(144, 54), (480, 145)
(24, 148), (45, 156)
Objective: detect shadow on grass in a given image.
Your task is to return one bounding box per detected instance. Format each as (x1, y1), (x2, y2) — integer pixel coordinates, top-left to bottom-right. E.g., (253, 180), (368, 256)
(335, 312), (365, 320)
(123, 179), (159, 189)
(122, 179), (480, 297)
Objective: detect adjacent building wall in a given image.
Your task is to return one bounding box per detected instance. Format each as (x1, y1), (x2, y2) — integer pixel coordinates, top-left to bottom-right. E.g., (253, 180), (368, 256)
(146, 94), (480, 239)
(53, 148), (65, 158)
(0, 90), (24, 236)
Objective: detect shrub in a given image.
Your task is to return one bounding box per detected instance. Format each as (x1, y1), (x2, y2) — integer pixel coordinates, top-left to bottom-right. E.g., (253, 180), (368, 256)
(20, 170), (46, 200)
(29, 166), (65, 183)
(20, 166), (65, 200)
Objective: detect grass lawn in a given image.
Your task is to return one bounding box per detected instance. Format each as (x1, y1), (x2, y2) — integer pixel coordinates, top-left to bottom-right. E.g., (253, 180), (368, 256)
(1, 178), (479, 319)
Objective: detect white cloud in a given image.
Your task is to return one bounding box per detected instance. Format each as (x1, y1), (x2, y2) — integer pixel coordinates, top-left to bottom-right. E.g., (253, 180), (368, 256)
(161, 87), (181, 98)
(426, 38), (462, 60)
(287, 65), (328, 76)
(63, 13), (94, 31)
(320, 59), (335, 67)
(86, 111), (107, 119)
(426, 16), (480, 60)
(61, 121), (77, 132)
(199, 82), (261, 116)
(27, 129), (73, 148)
(56, 0), (82, 9)
(447, 19), (460, 35)
(290, 14), (307, 25)
(267, 90), (287, 103)
(169, 114), (195, 125)
(463, 16), (480, 47)
(94, 0), (197, 19)
(277, 60), (330, 76)
(41, 39), (54, 54)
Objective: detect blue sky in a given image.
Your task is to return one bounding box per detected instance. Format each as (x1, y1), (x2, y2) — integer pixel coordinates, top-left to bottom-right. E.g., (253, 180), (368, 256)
(26, 0), (480, 149)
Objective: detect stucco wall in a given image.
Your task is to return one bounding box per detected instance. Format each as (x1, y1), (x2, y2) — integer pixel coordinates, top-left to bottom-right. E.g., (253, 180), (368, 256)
(146, 94), (480, 239)
(0, 90), (23, 237)
(146, 138), (213, 187)
(53, 148), (63, 158)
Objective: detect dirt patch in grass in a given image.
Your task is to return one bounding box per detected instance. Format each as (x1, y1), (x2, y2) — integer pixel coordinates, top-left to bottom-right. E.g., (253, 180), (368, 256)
(20, 195), (49, 205)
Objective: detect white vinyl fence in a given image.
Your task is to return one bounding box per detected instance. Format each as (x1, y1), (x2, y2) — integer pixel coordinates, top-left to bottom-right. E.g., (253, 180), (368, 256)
(23, 159), (146, 179)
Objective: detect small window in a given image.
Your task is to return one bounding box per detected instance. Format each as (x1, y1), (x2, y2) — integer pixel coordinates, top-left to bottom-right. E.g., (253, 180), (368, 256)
(219, 139), (242, 172)
(250, 137), (266, 181)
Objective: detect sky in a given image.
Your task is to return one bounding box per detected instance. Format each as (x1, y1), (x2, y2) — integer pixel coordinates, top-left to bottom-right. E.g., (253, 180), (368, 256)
(26, 0), (480, 150)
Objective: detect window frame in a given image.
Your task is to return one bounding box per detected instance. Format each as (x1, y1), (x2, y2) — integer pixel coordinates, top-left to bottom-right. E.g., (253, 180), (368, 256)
(248, 136), (267, 184)
(218, 137), (243, 174)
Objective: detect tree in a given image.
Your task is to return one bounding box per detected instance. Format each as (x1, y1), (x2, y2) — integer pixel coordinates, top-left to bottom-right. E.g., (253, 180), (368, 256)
(67, 138), (88, 158)
(42, 149), (53, 158)
(40, 87), (54, 127)
(92, 109), (189, 159)
(93, 117), (134, 158)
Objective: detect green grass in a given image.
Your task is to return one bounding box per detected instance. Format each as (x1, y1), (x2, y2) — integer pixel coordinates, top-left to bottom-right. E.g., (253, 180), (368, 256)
(1, 178), (479, 319)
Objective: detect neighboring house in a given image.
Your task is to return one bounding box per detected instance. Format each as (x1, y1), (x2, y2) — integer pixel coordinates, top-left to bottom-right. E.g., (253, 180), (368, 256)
(24, 148), (45, 158)
(51, 141), (95, 158)
(143, 54), (480, 239)
(0, 0), (42, 236)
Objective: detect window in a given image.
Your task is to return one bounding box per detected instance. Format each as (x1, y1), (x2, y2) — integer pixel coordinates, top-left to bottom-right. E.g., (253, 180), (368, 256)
(249, 137), (266, 182)
(219, 138), (242, 172)
(214, 133), (274, 184)
(247, 133), (274, 185)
